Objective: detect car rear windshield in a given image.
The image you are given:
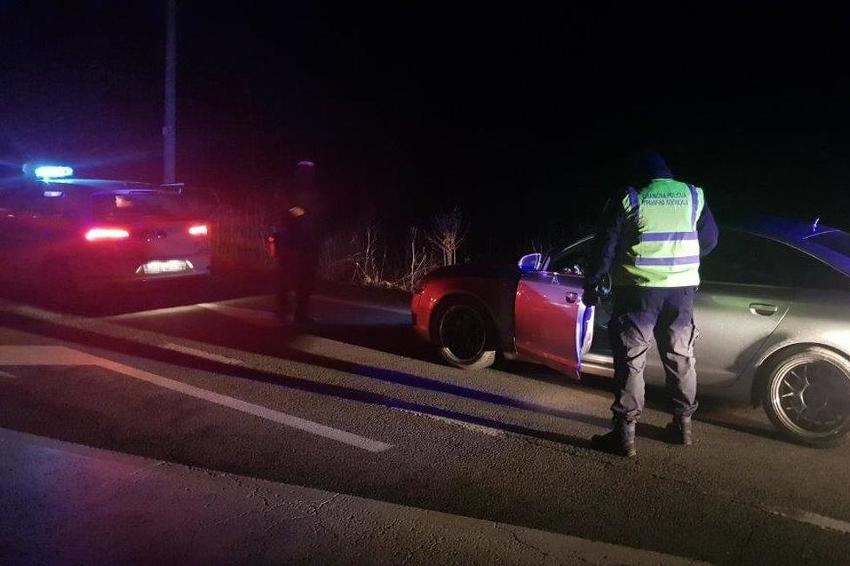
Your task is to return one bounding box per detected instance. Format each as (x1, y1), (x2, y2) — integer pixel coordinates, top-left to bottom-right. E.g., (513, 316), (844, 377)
(808, 231), (850, 258)
(92, 191), (187, 219)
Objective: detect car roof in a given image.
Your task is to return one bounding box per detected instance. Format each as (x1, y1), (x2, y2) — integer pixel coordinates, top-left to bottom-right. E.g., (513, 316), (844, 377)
(736, 215), (838, 243)
(554, 215), (850, 277)
(36, 178), (157, 193)
(738, 215), (850, 276)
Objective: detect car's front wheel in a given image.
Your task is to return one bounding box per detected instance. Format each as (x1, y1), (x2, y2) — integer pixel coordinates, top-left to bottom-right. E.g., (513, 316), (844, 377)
(762, 347), (850, 446)
(434, 301), (496, 370)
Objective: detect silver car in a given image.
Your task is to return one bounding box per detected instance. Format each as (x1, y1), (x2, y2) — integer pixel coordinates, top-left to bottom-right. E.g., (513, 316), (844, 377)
(412, 217), (850, 446)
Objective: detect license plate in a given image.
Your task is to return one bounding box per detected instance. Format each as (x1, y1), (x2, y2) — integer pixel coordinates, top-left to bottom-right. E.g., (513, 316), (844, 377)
(137, 259), (194, 275)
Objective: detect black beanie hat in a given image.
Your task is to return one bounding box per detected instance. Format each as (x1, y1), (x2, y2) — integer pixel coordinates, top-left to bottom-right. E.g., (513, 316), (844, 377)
(634, 150), (672, 182)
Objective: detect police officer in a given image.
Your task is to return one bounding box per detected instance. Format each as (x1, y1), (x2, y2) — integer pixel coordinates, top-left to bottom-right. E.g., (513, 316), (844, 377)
(273, 185), (325, 325)
(583, 151), (718, 457)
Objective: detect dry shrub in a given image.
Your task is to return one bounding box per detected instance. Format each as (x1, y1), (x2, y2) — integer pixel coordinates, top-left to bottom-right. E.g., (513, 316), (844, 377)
(206, 189), (281, 272)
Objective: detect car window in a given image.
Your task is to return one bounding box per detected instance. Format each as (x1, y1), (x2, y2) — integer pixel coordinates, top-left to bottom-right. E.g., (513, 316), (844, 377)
(700, 231), (798, 286)
(700, 230), (823, 288)
(31, 194), (67, 217)
(548, 239), (593, 275)
(24, 185), (89, 219)
(92, 191), (187, 219)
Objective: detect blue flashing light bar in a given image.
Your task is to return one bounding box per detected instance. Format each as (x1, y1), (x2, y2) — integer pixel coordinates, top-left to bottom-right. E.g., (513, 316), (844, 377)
(32, 165), (74, 179)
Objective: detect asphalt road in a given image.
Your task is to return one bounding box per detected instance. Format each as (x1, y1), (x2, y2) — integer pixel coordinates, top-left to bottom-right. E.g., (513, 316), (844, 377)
(1, 278), (849, 564)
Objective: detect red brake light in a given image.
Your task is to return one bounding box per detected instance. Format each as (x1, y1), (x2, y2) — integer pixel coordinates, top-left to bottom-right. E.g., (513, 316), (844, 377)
(85, 227), (130, 242)
(188, 224), (208, 236)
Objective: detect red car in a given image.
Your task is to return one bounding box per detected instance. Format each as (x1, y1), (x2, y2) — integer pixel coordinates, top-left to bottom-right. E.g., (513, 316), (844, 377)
(411, 252), (594, 378)
(0, 169), (211, 304)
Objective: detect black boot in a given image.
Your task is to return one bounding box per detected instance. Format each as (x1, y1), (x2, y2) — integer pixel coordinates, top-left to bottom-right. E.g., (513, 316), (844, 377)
(592, 421), (636, 457)
(665, 416), (693, 446)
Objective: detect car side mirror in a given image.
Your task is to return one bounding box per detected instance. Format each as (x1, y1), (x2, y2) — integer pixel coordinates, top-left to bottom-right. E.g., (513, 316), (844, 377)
(518, 252), (542, 272)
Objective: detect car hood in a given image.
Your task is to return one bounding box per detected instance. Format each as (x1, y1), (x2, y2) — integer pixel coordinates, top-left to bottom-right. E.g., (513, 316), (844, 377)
(426, 262), (521, 282)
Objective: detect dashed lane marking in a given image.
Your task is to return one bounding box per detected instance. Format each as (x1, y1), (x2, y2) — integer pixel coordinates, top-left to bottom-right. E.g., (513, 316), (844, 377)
(104, 293), (409, 323)
(197, 297), (409, 323)
(312, 294), (410, 316)
(196, 302), (280, 327)
(765, 506), (850, 536)
(0, 345), (392, 453)
(162, 342), (245, 366)
(392, 407), (506, 438)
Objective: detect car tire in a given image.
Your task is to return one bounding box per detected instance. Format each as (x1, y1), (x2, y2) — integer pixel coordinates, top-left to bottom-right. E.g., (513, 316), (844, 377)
(762, 347), (850, 447)
(433, 301), (497, 370)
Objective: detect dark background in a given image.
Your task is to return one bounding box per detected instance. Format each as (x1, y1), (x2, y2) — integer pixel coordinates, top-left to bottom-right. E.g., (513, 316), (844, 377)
(2, 1), (849, 258)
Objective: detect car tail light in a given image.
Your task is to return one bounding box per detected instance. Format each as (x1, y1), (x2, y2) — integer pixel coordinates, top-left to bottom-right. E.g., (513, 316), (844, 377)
(188, 224), (208, 236)
(84, 227), (130, 242)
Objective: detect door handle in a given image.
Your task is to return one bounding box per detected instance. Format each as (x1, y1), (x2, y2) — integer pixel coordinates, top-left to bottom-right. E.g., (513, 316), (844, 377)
(565, 292), (579, 304)
(749, 303), (778, 316)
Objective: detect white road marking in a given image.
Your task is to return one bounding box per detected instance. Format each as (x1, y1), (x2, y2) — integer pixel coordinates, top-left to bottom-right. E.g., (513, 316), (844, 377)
(102, 295), (274, 321)
(104, 293), (409, 324)
(313, 294), (410, 315)
(8, 304), (62, 320)
(394, 407), (506, 438)
(766, 506), (850, 535)
(0, 346), (392, 453)
(0, 345), (86, 364)
(196, 303), (280, 327)
(0, 370), (16, 379)
(198, 296), (409, 323)
(162, 342), (245, 366)
(105, 303), (206, 320)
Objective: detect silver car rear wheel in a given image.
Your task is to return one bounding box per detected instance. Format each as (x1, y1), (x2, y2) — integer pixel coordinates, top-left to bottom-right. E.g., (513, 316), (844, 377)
(436, 303), (496, 370)
(763, 347), (850, 446)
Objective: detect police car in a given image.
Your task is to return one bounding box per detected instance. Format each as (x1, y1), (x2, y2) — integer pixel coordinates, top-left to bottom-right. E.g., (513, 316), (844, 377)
(0, 164), (211, 302)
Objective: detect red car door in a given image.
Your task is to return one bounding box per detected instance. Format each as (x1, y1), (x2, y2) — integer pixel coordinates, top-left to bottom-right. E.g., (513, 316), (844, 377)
(514, 270), (594, 378)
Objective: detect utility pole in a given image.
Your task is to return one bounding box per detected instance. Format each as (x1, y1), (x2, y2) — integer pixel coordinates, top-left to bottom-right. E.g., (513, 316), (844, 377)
(163, 0), (177, 184)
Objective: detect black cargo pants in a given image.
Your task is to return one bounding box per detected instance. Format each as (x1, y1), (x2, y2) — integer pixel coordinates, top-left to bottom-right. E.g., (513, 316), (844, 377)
(608, 286), (699, 423)
(276, 250), (318, 322)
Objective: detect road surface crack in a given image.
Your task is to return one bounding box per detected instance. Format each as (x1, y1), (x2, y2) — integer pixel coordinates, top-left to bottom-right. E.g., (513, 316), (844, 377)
(494, 523), (553, 561)
(309, 492), (341, 516)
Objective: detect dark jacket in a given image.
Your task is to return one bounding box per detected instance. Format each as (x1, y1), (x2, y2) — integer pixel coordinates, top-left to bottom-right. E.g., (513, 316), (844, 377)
(276, 206), (324, 255)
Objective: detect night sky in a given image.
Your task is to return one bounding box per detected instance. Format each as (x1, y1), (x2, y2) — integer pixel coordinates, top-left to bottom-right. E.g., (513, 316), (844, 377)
(3, 2), (850, 257)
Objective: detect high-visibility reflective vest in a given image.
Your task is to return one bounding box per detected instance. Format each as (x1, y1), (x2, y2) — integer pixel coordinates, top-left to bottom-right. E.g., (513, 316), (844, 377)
(615, 178), (705, 287)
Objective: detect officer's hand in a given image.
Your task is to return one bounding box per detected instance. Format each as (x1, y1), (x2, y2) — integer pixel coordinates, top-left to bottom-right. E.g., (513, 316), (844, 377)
(582, 286), (599, 307)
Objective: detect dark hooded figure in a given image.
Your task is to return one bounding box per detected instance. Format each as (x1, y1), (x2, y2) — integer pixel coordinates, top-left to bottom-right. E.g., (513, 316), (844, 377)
(583, 150), (719, 457)
(273, 185), (325, 324)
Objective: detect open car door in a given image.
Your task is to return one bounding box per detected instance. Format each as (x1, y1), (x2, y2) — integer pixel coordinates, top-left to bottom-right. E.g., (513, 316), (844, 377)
(514, 269), (594, 379)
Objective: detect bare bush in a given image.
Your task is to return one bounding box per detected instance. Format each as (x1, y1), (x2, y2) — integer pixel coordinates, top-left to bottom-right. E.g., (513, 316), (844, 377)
(352, 224), (386, 286)
(319, 220), (440, 292)
(208, 190), (281, 272)
(428, 206), (468, 266)
(396, 226), (438, 290)
(315, 206), (471, 292)
(318, 222), (389, 287)
(318, 232), (356, 281)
